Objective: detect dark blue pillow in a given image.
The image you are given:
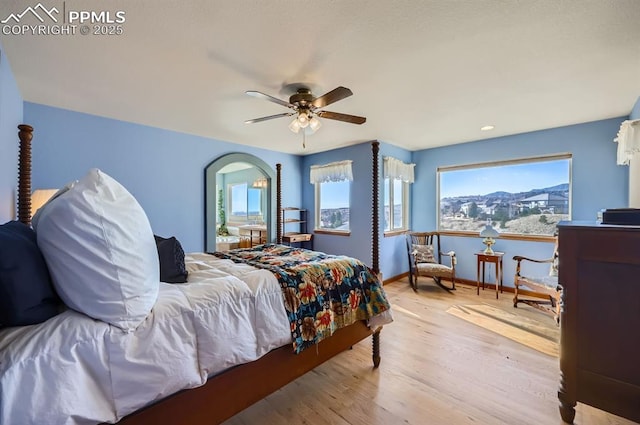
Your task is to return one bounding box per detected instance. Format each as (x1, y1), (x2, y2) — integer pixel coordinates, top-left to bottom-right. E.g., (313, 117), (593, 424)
(154, 235), (188, 283)
(0, 220), (60, 327)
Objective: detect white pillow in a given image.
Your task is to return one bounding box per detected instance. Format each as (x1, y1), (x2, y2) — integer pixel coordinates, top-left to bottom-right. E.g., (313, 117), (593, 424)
(33, 169), (159, 331)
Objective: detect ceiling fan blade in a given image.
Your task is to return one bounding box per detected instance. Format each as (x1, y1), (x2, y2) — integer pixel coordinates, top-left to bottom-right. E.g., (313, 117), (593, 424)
(245, 112), (294, 124)
(311, 86), (353, 108)
(317, 110), (366, 125)
(246, 90), (293, 108)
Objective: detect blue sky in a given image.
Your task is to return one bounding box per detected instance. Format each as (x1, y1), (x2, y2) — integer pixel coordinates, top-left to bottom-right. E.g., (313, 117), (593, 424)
(231, 183), (262, 214)
(440, 158), (570, 198)
(321, 180), (350, 209)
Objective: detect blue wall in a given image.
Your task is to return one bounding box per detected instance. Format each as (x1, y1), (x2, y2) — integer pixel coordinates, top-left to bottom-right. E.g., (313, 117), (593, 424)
(24, 102), (302, 252)
(0, 43), (23, 223)
(411, 117), (629, 287)
(631, 96), (640, 120)
(13, 94), (639, 286)
(299, 140), (413, 280)
(301, 142), (378, 270)
(280, 116), (632, 285)
(379, 142), (413, 280)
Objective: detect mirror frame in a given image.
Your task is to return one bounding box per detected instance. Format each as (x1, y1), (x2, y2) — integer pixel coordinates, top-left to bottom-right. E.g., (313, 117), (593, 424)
(204, 153), (276, 252)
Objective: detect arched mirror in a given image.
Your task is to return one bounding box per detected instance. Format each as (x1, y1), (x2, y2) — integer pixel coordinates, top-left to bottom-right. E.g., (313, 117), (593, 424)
(204, 153), (276, 252)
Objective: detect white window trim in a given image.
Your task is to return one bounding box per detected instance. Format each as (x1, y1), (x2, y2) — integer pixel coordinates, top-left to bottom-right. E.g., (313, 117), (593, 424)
(314, 180), (351, 233)
(384, 177), (410, 233)
(383, 157), (413, 233)
(436, 153), (572, 237)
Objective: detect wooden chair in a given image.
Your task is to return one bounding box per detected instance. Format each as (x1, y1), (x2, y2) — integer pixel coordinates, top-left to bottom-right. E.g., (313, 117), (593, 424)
(406, 232), (456, 292)
(512, 235), (562, 324)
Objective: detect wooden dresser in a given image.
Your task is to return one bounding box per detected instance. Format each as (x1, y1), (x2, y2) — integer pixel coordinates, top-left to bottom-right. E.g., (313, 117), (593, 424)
(557, 221), (640, 423)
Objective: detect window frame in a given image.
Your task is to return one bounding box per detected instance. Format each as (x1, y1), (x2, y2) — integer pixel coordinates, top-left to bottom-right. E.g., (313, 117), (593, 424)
(228, 182), (263, 223)
(383, 176), (410, 234)
(437, 153), (572, 240)
(314, 179), (351, 235)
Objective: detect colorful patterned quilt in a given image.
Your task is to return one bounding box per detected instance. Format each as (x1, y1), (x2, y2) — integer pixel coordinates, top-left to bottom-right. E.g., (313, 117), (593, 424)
(212, 244), (391, 353)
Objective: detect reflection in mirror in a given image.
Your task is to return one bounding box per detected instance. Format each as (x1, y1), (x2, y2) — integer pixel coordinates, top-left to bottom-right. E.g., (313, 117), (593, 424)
(228, 181), (263, 223)
(205, 154), (275, 252)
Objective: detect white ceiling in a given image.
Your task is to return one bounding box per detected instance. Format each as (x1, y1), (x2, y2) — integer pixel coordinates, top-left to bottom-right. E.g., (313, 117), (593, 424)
(1, 0), (639, 155)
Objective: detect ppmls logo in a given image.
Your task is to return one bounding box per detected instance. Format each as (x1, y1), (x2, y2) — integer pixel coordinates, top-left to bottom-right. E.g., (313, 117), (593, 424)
(1, 3), (59, 24)
(2, 2), (126, 36)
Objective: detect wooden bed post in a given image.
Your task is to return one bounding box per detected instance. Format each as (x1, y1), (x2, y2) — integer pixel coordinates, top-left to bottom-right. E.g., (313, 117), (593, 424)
(17, 124), (34, 225)
(372, 329), (381, 368)
(371, 141), (380, 276)
(276, 163), (282, 244)
(371, 141), (382, 369)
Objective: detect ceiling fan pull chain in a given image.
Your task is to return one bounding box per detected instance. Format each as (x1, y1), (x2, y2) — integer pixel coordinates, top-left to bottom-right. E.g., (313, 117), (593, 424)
(302, 130), (306, 149)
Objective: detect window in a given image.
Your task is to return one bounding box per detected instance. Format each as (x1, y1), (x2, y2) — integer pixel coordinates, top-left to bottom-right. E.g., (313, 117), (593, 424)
(384, 177), (409, 232)
(383, 157), (414, 233)
(438, 154), (572, 237)
(310, 160), (353, 234)
(315, 180), (351, 232)
(229, 183), (263, 221)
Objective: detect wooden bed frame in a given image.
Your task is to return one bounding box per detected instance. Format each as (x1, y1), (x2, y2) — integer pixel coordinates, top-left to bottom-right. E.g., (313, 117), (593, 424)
(15, 125), (383, 425)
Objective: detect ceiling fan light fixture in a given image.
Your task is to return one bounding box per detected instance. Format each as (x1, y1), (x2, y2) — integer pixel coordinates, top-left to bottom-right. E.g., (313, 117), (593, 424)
(252, 176), (268, 188)
(309, 116), (321, 133)
(297, 111), (310, 128)
(289, 118), (301, 133)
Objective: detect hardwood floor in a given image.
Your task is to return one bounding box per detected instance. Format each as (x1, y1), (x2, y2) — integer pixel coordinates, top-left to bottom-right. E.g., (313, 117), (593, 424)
(223, 278), (637, 425)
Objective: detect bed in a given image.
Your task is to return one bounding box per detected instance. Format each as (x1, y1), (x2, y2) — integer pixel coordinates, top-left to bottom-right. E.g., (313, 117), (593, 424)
(1, 125), (390, 425)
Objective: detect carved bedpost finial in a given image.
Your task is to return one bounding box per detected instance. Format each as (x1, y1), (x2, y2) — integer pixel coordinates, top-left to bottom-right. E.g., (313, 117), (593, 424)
(371, 141), (380, 276)
(276, 163), (282, 244)
(17, 124), (34, 226)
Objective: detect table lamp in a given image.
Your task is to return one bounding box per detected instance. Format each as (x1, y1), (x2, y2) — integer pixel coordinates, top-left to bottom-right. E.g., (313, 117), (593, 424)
(31, 189), (58, 217)
(479, 223), (499, 254)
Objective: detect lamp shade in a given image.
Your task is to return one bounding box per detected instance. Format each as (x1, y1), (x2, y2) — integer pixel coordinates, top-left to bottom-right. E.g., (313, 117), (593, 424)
(31, 189), (58, 217)
(479, 224), (499, 238)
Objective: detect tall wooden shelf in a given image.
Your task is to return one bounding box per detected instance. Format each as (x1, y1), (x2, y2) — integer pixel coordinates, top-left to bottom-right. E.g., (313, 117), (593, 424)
(281, 207), (313, 249)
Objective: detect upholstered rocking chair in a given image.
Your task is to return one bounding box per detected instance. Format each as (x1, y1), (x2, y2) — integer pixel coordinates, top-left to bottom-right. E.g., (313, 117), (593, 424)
(406, 232), (456, 292)
(512, 235), (562, 324)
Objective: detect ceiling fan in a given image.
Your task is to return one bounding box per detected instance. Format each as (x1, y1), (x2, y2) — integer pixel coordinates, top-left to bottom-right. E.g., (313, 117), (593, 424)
(244, 86), (366, 147)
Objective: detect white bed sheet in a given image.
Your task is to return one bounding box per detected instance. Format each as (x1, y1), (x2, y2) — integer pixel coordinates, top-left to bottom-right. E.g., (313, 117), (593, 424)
(0, 253), (291, 425)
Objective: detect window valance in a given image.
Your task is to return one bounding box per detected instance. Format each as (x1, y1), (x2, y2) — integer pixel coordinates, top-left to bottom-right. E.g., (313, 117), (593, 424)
(614, 119), (640, 165)
(383, 157), (415, 183)
(310, 160), (353, 184)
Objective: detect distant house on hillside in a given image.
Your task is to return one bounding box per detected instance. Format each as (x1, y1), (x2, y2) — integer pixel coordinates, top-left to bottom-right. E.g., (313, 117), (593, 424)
(459, 201), (473, 216)
(481, 203), (497, 216)
(518, 193), (569, 214)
